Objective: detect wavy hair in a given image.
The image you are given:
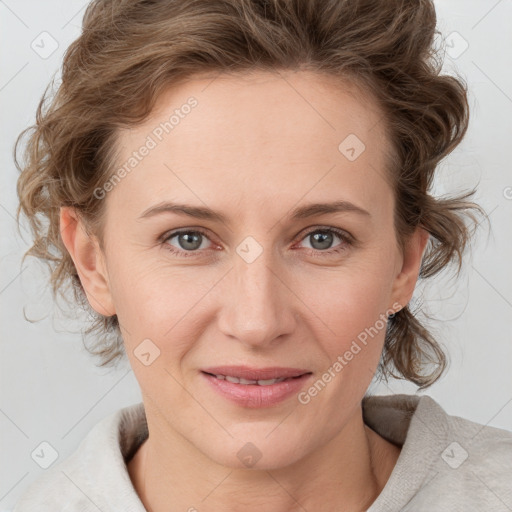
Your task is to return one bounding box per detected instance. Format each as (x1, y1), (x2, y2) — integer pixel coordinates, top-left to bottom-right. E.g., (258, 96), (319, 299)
(15, 0), (486, 388)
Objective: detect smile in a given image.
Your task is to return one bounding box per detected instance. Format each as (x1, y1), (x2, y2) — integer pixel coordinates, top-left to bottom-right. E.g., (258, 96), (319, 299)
(200, 368), (313, 408)
(204, 373), (304, 386)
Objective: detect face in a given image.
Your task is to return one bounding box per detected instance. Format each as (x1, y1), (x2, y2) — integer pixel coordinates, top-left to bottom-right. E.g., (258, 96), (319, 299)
(70, 69), (423, 469)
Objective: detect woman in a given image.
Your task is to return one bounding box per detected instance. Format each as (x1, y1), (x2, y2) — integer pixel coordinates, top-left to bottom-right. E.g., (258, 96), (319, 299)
(13, 0), (512, 510)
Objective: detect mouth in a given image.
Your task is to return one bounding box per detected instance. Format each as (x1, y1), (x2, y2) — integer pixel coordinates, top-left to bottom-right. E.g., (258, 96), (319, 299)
(201, 372), (308, 386)
(200, 366), (313, 408)
(201, 365), (312, 382)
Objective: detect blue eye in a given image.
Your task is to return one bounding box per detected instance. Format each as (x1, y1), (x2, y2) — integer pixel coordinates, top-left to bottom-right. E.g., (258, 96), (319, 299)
(162, 229), (213, 257)
(161, 226), (353, 258)
(298, 228), (351, 255)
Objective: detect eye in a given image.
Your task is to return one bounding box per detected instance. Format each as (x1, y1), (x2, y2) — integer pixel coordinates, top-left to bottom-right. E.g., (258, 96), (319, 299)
(295, 227), (353, 257)
(162, 229), (213, 257)
(160, 226), (354, 258)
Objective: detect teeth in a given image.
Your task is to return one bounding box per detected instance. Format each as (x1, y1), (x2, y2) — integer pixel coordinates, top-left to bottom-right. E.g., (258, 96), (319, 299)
(257, 378), (286, 385)
(239, 378), (258, 384)
(214, 374), (288, 385)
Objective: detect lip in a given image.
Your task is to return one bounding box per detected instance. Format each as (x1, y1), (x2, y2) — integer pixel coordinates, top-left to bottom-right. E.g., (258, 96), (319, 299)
(201, 366), (313, 408)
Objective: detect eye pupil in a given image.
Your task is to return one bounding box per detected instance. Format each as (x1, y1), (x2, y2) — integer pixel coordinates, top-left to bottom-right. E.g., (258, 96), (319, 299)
(310, 231), (333, 250)
(179, 232), (202, 250)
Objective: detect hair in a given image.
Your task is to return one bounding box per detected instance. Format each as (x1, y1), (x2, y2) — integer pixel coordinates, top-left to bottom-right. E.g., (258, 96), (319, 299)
(15, 0), (486, 388)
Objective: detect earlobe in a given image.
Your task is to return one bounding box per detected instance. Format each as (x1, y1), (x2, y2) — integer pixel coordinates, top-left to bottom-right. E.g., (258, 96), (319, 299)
(391, 227), (430, 310)
(59, 207), (115, 317)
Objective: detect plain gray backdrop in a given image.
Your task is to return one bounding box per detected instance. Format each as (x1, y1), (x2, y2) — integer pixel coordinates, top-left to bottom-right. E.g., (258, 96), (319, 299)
(1, 0), (511, 509)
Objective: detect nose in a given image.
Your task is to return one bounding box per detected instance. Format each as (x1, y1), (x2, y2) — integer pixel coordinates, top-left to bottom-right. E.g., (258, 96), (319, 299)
(217, 248), (297, 349)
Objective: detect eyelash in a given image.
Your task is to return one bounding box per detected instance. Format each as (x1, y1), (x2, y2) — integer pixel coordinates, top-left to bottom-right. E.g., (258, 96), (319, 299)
(160, 226), (354, 259)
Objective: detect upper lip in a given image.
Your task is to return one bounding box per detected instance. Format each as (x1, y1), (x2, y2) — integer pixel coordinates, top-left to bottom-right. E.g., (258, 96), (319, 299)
(201, 366), (311, 380)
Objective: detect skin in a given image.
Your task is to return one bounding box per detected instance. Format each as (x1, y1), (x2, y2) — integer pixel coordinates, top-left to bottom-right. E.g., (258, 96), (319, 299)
(60, 69), (429, 511)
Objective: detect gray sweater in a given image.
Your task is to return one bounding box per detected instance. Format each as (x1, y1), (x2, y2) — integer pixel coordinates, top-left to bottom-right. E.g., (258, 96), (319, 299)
(12, 394), (512, 511)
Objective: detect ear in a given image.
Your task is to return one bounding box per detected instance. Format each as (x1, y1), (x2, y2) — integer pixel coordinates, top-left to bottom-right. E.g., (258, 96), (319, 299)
(390, 227), (430, 310)
(59, 207), (115, 317)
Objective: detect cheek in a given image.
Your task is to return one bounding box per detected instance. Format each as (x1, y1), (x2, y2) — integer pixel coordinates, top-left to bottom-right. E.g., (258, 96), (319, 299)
(301, 245), (398, 365)
(308, 245), (397, 318)
(108, 255), (218, 344)
(109, 262), (205, 393)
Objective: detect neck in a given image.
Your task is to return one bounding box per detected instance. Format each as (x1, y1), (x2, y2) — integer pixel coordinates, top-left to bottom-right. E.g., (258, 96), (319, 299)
(128, 404), (400, 512)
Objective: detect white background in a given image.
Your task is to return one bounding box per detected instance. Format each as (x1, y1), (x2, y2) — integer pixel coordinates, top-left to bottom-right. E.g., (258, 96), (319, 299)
(1, 0), (511, 509)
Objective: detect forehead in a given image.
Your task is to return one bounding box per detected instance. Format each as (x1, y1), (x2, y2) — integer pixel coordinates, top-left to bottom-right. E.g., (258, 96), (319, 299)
(109, 69), (393, 220)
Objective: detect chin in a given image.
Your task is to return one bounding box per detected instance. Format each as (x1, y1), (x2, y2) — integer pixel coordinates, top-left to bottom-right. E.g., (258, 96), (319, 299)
(198, 431), (309, 471)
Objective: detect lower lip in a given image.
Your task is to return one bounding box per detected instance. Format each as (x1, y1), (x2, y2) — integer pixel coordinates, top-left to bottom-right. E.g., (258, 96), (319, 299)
(201, 372), (312, 408)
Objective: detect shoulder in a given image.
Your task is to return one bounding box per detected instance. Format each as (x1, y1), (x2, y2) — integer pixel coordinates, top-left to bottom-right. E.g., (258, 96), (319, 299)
(12, 469), (94, 512)
(365, 392), (512, 458)
(13, 402), (147, 512)
(418, 394), (512, 467)
(365, 393), (512, 511)
(408, 394), (512, 510)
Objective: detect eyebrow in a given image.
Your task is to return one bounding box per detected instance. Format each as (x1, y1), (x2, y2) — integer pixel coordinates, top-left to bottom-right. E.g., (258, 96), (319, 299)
(138, 200), (371, 223)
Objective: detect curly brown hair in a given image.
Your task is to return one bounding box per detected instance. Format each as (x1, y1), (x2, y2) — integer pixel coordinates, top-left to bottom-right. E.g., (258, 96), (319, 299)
(15, 0), (485, 388)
